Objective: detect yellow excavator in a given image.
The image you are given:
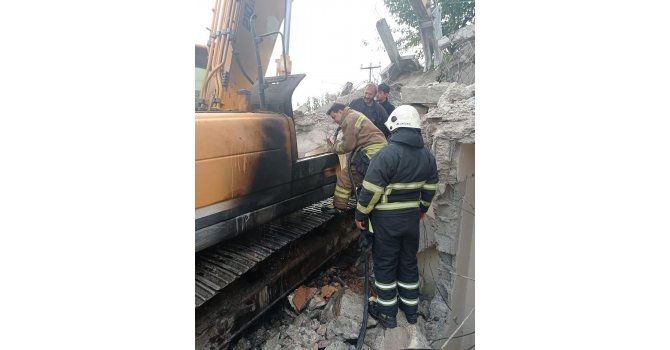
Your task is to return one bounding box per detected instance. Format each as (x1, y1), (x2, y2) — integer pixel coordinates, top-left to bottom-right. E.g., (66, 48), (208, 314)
(195, 1), (354, 348)
(195, 0), (339, 252)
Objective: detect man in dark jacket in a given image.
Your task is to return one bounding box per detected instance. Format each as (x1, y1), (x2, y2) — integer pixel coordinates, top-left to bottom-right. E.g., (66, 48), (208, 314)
(376, 83), (395, 115)
(354, 105), (439, 328)
(348, 83), (391, 138)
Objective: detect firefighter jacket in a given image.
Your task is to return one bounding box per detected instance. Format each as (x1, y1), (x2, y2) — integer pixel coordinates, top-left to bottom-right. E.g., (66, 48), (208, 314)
(328, 107), (387, 157)
(355, 128), (439, 221)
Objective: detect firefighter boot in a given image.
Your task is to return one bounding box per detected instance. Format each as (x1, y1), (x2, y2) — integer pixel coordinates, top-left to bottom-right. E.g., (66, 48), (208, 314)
(404, 312), (418, 324)
(321, 203), (344, 215)
(368, 302), (397, 329)
(399, 305), (418, 324)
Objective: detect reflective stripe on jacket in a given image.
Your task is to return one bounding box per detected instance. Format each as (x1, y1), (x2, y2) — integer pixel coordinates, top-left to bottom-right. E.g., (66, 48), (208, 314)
(355, 128), (439, 220)
(329, 107), (387, 156)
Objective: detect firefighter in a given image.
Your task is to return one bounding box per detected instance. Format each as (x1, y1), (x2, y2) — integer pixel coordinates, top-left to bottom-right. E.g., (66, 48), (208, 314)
(354, 105), (439, 328)
(321, 103), (387, 215)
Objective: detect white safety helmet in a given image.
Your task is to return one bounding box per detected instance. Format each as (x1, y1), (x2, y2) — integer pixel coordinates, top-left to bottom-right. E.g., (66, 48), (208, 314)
(384, 105), (421, 132)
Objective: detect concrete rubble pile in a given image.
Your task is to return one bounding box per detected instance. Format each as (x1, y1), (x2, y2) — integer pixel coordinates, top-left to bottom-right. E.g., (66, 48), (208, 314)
(230, 258), (434, 350)
(230, 288), (432, 350)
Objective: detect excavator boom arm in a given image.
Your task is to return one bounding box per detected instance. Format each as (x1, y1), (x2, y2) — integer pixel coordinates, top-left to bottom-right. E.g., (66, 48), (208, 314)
(199, 0), (288, 111)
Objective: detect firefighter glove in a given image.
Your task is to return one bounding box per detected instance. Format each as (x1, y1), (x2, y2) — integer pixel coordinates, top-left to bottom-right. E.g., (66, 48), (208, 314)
(358, 230), (373, 249)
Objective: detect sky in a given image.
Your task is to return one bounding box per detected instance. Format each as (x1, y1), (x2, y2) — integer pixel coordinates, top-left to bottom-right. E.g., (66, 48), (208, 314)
(195, 0), (398, 107)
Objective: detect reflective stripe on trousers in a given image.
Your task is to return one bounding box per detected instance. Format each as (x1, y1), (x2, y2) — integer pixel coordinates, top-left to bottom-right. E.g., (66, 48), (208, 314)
(371, 211), (421, 317)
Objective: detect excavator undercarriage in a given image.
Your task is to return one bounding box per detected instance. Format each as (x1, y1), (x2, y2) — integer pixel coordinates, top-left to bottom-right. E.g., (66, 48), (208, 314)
(196, 200), (358, 349)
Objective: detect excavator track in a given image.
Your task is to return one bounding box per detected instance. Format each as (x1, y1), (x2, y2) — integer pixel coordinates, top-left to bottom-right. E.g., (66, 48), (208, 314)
(195, 199), (358, 349)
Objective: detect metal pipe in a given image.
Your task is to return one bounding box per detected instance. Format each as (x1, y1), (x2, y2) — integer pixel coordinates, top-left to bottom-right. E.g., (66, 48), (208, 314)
(283, 0), (292, 55)
(250, 15), (266, 110)
(258, 31), (288, 82)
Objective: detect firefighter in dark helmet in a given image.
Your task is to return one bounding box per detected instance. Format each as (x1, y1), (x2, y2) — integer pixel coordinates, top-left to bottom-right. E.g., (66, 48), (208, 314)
(354, 105), (439, 328)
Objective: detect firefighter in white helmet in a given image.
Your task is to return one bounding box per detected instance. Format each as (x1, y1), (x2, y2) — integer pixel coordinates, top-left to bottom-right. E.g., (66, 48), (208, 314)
(354, 105), (439, 328)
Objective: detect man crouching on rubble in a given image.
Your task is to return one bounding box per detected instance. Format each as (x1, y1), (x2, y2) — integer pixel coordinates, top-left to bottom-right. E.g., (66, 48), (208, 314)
(321, 103), (387, 215)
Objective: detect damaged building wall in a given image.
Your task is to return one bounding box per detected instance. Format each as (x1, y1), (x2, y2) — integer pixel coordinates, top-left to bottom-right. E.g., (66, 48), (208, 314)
(418, 82), (475, 349)
(449, 143), (475, 350)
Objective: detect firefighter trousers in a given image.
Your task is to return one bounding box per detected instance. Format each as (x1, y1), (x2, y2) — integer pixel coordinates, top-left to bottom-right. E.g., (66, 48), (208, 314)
(333, 165), (362, 209)
(370, 211), (421, 318)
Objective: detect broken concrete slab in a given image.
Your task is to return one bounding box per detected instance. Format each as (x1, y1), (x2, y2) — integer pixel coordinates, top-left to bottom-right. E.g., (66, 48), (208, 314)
(377, 326), (430, 350)
(319, 288), (343, 324)
(310, 318), (321, 331)
(289, 286), (318, 313)
(307, 308), (322, 321)
(317, 335), (348, 350)
(443, 82), (474, 102)
(339, 293), (378, 327)
(362, 326), (384, 349)
(423, 82), (475, 145)
(372, 310), (431, 350)
(338, 289), (375, 325)
(308, 294), (327, 311)
(261, 332), (281, 350)
(324, 341), (350, 350)
(316, 323), (327, 336)
(404, 317), (431, 349)
(380, 326), (417, 350)
(284, 323), (321, 348)
(394, 69), (441, 87)
(376, 17), (423, 82)
(450, 24), (475, 47)
(321, 285), (338, 299)
(293, 313), (313, 328)
(380, 56), (423, 83)
(396, 82), (453, 106)
(326, 317), (359, 340)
